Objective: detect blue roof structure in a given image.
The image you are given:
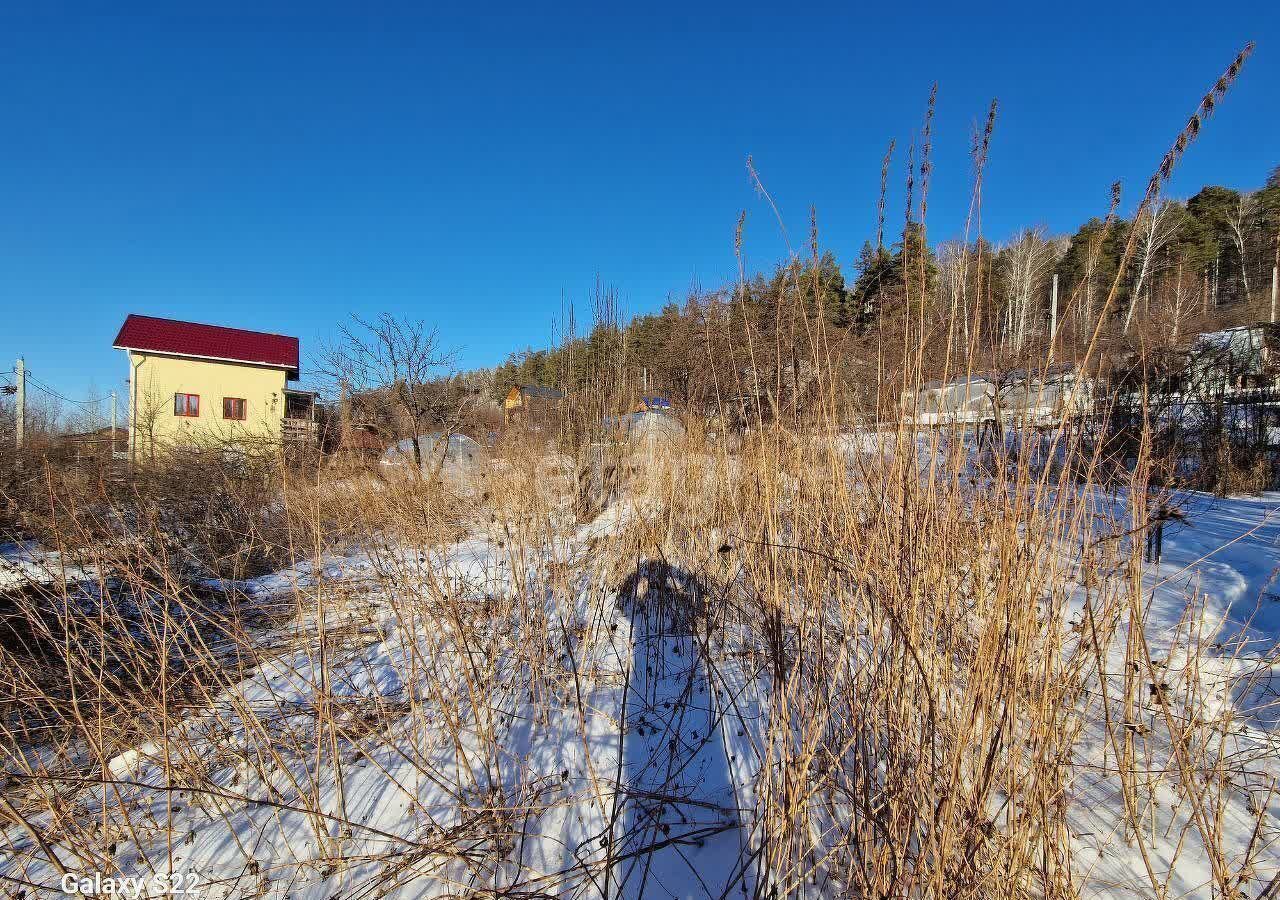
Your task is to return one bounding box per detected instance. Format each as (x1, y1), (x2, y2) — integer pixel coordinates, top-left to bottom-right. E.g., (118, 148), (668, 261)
(639, 396), (672, 411)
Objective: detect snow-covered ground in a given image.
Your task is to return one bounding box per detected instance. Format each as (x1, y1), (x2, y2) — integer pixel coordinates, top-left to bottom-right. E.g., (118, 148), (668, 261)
(0, 528), (766, 899)
(2, 488), (1279, 898)
(1067, 489), (1280, 897)
(0, 541), (97, 591)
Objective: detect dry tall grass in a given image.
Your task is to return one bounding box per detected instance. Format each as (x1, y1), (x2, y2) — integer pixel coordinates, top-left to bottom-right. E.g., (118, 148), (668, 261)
(0, 45), (1275, 900)
(1, 372), (1275, 898)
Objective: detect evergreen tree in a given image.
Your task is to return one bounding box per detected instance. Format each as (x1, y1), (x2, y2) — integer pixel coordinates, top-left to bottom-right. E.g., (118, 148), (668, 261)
(1059, 217), (1129, 327)
(1187, 186), (1248, 304)
(894, 222), (938, 305)
(850, 240), (896, 328)
(1258, 166), (1280, 276)
(796, 251), (852, 329)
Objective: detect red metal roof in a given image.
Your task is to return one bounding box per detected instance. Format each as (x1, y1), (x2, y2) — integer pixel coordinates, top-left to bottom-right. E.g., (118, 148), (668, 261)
(113, 314), (300, 378)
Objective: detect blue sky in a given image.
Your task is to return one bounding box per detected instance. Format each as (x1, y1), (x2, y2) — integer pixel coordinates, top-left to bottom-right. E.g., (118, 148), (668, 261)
(1, 2), (1277, 404)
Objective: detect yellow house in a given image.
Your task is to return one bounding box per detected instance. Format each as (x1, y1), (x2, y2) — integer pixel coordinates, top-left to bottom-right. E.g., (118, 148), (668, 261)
(503, 384), (566, 424)
(114, 314), (314, 458)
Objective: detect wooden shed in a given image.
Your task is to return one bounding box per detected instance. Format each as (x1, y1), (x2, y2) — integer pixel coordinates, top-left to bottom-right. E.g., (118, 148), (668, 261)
(503, 385), (566, 424)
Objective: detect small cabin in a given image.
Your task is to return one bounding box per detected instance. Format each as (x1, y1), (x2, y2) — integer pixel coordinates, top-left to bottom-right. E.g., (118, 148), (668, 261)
(503, 385), (566, 424)
(61, 426), (128, 463)
(330, 426), (386, 466)
(1185, 323), (1280, 394)
(633, 396), (673, 414)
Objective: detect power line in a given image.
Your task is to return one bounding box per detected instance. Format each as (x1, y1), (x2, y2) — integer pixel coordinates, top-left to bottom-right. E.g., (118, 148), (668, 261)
(22, 371), (109, 408)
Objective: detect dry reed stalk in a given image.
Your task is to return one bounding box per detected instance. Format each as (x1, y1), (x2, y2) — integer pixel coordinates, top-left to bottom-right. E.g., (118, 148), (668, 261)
(0, 48), (1274, 898)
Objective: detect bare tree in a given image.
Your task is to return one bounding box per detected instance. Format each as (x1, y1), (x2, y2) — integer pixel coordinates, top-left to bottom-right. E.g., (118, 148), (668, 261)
(1123, 200), (1182, 333)
(938, 241), (970, 350)
(131, 374), (171, 464)
(1143, 260), (1201, 350)
(321, 315), (460, 472)
(999, 228), (1065, 352)
(1226, 192), (1258, 304)
(0, 392), (64, 452)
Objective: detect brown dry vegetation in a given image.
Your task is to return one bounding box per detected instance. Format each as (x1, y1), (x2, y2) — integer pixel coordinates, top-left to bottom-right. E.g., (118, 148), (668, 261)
(1, 396), (1276, 898)
(0, 44), (1275, 900)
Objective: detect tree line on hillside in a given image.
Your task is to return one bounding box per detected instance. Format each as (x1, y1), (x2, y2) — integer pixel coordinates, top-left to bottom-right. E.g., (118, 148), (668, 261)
(488, 165), (1280, 421)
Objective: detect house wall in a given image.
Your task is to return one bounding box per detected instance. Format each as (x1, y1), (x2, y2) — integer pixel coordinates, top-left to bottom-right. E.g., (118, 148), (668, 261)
(127, 350), (288, 455)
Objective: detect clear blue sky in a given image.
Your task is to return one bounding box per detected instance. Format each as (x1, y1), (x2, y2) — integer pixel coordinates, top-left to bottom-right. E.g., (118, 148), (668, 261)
(2, 2), (1276, 404)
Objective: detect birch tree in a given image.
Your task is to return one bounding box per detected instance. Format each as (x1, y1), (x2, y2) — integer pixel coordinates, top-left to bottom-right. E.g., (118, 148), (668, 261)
(1146, 261), (1200, 349)
(938, 241), (970, 349)
(1123, 200), (1182, 333)
(999, 228), (1065, 352)
(1225, 191), (1258, 303)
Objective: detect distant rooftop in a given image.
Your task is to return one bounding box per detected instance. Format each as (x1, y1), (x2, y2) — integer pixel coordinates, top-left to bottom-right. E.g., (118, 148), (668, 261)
(518, 385), (566, 399)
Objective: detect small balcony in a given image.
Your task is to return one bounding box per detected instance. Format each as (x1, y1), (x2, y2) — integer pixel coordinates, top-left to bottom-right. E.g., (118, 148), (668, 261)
(282, 390), (318, 446)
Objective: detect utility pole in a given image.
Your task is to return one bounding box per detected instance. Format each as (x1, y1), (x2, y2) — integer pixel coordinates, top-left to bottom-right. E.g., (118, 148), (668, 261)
(1212, 253), (1219, 308)
(110, 391), (118, 456)
(1271, 264), (1278, 324)
(14, 358), (24, 451)
(1049, 273), (1059, 343)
